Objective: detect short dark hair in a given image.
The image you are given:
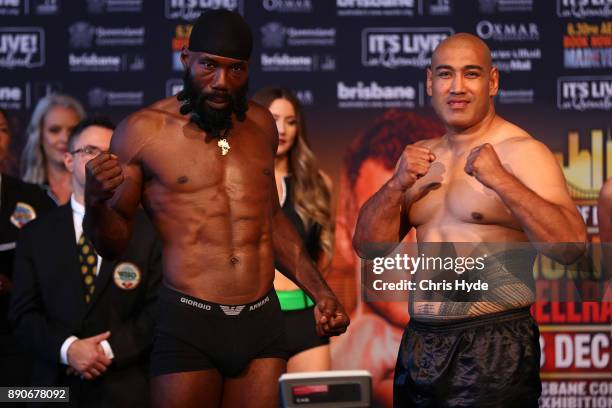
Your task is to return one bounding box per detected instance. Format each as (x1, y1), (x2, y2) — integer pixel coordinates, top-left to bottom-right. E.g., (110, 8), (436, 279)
(68, 116), (115, 150)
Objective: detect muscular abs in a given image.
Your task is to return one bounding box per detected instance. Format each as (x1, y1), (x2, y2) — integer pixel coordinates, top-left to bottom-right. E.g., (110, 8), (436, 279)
(133, 108), (277, 304)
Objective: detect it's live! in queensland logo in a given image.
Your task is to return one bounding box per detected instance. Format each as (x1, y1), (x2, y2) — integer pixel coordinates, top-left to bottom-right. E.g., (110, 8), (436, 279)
(0, 27), (45, 69)
(362, 27), (453, 69)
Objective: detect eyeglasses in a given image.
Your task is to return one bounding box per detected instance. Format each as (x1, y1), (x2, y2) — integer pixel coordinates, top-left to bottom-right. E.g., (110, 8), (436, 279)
(70, 145), (107, 156)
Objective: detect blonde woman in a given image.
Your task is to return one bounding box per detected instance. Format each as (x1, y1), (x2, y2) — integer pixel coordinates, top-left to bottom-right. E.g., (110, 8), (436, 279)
(252, 87), (333, 372)
(20, 94), (85, 204)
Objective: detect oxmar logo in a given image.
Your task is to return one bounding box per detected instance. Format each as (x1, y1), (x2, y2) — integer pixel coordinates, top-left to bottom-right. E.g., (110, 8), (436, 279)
(557, 0), (612, 18)
(337, 81), (419, 109)
(260, 22), (335, 48)
(362, 28), (452, 69)
(337, 0), (415, 16)
(476, 21), (539, 42)
(557, 76), (612, 111)
(0, 28), (45, 69)
(165, 0), (243, 20)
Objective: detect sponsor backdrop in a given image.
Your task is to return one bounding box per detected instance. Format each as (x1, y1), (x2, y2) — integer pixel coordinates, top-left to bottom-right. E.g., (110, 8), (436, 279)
(2, 0), (611, 406)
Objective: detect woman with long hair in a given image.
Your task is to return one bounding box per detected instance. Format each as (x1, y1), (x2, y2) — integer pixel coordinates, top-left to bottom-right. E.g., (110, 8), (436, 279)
(252, 87), (333, 372)
(20, 94), (85, 204)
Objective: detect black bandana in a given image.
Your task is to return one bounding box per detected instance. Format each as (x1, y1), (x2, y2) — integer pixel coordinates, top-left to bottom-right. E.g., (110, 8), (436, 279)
(188, 9), (252, 60)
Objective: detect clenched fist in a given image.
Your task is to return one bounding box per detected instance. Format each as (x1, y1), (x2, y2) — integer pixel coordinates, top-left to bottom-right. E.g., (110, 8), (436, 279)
(389, 145), (436, 191)
(314, 296), (350, 337)
(85, 153), (124, 206)
(464, 143), (509, 189)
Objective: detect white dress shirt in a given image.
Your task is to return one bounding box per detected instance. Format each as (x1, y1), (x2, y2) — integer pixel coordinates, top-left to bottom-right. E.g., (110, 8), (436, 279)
(60, 195), (114, 365)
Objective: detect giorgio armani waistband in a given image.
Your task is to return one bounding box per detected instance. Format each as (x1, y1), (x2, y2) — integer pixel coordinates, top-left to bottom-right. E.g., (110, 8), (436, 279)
(160, 285), (276, 318)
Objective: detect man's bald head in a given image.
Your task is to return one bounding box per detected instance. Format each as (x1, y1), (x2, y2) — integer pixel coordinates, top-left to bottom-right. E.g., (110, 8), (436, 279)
(432, 33), (492, 70)
(426, 33), (498, 132)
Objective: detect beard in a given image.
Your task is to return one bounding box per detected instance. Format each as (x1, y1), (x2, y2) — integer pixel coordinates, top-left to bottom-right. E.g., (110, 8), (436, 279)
(177, 71), (249, 138)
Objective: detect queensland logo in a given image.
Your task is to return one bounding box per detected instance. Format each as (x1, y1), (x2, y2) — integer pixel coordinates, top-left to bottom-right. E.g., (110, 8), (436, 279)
(261, 22), (335, 48)
(88, 87), (143, 107)
(165, 0), (242, 20)
(557, 76), (612, 110)
(337, 81), (418, 109)
(10, 202), (36, 228)
(89, 88), (107, 107)
(337, 0), (414, 16)
(69, 22), (95, 48)
(557, 0), (612, 18)
(496, 88), (534, 104)
(362, 28), (452, 69)
(0, 0), (22, 16)
(479, 0), (533, 13)
(69, 22), (144, 48)
(263, 0), (312, 13)
(261, 22), (285, 48)
(477, 21), (539, 42)
(113, 262), (141, 290)
(0, 28), (44, 69)
(0, 85), (25, 109)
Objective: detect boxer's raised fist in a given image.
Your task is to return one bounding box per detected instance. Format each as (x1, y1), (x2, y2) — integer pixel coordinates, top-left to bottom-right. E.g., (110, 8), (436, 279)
(388, 145), (436, 191)
(464, 143), (509, 189)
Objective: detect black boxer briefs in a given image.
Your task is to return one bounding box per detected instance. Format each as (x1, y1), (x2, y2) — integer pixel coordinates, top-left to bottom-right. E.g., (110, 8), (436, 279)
(151, 286), (288, 378)
(394, 307), (541, 407)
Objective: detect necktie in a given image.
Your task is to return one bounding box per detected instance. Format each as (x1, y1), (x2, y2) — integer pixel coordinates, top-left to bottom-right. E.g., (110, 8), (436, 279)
(77, 232), (97, 304)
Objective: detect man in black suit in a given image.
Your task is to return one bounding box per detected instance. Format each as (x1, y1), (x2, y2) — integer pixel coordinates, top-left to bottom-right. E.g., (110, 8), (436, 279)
(10, 117), (162, 407)
(0, 107), (55, 386)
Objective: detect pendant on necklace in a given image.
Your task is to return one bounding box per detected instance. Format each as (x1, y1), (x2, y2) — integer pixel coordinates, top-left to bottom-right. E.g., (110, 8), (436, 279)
(217, 138), (230, 156)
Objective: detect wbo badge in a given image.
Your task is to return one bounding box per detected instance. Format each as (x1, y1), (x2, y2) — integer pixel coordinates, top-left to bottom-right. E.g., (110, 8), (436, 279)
(113, 262), (141, 290)
(10, 202), (37, 229)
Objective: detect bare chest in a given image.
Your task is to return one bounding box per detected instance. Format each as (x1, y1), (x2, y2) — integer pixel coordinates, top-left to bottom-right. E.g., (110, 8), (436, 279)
(139, 126), (273, 202)
(408, 153), (515, 227)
